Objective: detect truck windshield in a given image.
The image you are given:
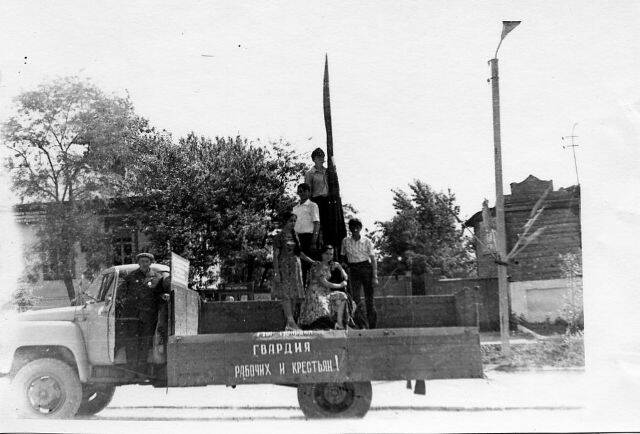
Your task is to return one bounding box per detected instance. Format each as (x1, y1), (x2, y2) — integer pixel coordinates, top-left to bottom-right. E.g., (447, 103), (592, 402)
(84, 275), (103, 300)
(83, 272), (116, 302)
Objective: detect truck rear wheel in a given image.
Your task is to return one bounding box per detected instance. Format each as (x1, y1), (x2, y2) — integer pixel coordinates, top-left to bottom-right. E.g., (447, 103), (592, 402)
(76, 384), (116, 416)
(12, 358), (82, 419)
(297, 381), (372, 418)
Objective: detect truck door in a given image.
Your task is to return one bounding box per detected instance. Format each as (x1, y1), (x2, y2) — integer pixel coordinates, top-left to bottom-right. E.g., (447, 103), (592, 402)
(79, 271), (117, 365)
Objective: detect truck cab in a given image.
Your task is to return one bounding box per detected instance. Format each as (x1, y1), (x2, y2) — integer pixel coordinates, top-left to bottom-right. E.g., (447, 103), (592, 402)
(0, 263), (170, 418)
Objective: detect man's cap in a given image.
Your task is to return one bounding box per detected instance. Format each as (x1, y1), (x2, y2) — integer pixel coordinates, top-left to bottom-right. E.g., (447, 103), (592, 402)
(136, 252), (155, 262)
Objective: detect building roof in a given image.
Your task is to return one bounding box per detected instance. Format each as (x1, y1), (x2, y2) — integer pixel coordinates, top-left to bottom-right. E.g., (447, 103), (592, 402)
(464, 175), (580, 227)
(13, 195), (163, 224)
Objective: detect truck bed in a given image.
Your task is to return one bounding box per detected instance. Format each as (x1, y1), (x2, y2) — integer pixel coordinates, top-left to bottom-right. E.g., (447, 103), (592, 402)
(194, 292), (478, 334)
(167, 327), (483, 387)
(166, 287), (483, 387)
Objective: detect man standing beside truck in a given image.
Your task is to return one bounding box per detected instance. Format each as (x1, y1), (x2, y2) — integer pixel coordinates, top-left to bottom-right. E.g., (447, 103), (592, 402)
(116, 253), (169, 373)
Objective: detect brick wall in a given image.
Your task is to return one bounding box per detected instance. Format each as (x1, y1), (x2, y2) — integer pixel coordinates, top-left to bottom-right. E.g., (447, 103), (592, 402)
(505, 204), (581, 281)
(468, 176), (581, 282)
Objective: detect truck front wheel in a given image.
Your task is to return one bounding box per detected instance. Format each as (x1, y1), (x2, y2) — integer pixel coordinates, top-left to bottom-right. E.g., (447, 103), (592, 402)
(76, 384), (116, 416)
(12, 358), (82, 418)
(297, 381), (372, 418)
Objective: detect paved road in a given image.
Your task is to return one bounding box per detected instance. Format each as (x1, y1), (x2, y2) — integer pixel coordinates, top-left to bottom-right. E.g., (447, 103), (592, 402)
(2, 368), (639, 433)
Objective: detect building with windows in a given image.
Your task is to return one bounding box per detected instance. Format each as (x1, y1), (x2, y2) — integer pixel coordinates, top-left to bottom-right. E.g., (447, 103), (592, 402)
(464, 175), (582, 322)
(12, 200), (154, 309)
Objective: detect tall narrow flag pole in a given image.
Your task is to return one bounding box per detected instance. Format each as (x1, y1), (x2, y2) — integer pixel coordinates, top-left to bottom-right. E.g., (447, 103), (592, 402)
(322, 55), (346, 253)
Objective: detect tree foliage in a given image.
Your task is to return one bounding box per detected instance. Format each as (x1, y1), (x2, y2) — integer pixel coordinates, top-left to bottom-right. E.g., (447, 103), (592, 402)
(373, 180), (474, 278)
(3, 77), (318, 298)
(3, 77), (144, 301)
(122, 133), (306, 287)
(4, 76), (140, 203)
(559, 253), (583, 334)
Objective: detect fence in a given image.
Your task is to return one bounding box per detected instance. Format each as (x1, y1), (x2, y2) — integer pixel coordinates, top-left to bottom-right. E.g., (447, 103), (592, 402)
(426, 277), (500, 332)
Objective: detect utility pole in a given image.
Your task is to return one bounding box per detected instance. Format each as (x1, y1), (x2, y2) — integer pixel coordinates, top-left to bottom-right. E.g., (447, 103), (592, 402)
(562, 123), (580, 185)
(489, 21), (521, 356)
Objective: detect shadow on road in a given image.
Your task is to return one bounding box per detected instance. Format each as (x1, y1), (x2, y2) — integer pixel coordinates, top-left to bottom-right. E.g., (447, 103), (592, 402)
(371, 405), (583, 412)
(107, 405), (298, 410)
(82, 404), (582, 421)
(91, 415), (307, 421)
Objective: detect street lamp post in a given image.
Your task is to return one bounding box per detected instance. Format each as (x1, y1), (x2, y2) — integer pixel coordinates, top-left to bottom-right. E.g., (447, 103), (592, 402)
(489, 21), (520, 356)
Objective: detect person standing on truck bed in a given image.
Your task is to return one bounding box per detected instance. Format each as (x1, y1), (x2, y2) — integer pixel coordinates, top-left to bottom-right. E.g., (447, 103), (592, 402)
(116, 253), (169, 374)
(292, 183), (321, 286)
(272, 211), (316, 330)
(341, 218), (378, 328)
(304, 147), (330, 247)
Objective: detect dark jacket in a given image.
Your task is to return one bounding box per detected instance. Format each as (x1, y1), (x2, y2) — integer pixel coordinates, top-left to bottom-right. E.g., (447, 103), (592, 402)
(117, 267), (168, 318)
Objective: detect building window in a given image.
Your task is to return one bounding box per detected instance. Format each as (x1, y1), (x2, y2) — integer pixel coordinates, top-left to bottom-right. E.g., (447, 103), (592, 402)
(113, 234), (135, 265)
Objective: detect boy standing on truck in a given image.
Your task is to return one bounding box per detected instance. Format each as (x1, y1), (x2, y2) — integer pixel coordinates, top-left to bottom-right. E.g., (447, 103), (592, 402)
(305, 148), (330, 246)
(341, 219), (379, 328)
(116, 253), (169, 373)
(292, 183), (321, 286)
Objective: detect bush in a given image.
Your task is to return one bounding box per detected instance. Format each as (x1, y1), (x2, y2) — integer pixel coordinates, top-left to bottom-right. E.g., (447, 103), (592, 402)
(559, 253), (583, 334)
(11, 287), (35, 312)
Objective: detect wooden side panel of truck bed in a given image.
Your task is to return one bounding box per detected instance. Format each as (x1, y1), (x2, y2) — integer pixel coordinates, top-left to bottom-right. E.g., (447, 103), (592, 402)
(167, 327), (482, 387)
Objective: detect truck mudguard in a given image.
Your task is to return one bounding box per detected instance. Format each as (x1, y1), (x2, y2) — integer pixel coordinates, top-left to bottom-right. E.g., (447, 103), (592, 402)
(1, 320), (90, 381)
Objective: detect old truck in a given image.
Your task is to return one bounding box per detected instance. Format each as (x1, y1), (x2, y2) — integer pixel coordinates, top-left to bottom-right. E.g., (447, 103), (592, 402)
(1, 260), (483, 419)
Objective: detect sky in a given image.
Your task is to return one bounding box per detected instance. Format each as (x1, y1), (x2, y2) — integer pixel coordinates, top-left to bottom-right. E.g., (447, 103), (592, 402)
(1, 1), (640, 353)
(1, 1), (638, 228)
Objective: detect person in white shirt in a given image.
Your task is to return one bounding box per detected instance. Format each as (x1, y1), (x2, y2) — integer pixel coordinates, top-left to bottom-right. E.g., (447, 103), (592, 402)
(340, 218), (378, 328)
(292, 183), (320, 286)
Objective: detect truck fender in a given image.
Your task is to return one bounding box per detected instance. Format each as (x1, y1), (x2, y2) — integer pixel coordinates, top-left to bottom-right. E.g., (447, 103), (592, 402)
(1, 321), (90, 382)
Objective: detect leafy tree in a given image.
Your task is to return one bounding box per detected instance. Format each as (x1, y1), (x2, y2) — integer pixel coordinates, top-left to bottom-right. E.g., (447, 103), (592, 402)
(342, 202), (359, 227)
(122, 133), (306, 288)
(559, 253), (583, 334)
(3, 77), (144, 301)
(373, 180), (475, 279)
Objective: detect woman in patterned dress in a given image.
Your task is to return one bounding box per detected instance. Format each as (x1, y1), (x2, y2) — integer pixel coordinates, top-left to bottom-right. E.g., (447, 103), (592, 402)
(272, 211), (315, 330)
(298, 245), (350, 330)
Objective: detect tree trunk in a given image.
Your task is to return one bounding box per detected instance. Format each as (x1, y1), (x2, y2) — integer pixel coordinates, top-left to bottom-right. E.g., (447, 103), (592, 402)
(61, 195), (76, 304)
(63, 269), (76, 304)
(60, 235), (76, 304)
(246, 255), (255, 283)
